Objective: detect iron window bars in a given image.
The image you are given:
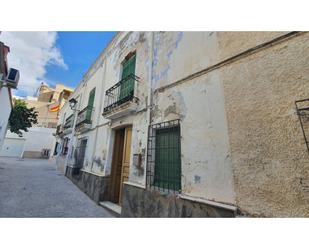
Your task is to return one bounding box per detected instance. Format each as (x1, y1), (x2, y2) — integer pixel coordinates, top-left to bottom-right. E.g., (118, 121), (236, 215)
(295, 98), (309, 155)
(146, 119), (181, 193)
(62, 137), (70, 155)
(103, 74), (140, 113)
(72, 140), (87, 175)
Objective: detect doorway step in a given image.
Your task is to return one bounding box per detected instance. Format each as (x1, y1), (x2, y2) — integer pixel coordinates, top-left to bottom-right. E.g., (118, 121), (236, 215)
(99, 201), (121, 217)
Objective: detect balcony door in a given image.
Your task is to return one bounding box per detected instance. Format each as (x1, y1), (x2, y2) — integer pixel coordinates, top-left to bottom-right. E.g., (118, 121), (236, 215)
(119, 54), (136, 101)
(86, 88), (95, 122)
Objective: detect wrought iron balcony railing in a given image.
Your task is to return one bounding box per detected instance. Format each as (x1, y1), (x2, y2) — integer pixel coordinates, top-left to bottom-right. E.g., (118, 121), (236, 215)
(63, 114), (74, 130)
(56, 124), (64, 135)
(76, 105), (94, 127)
(103, 74), (140, 114)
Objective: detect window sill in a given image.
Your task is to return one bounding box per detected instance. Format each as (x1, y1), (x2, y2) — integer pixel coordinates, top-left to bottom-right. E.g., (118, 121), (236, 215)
(179, 194), (237, 212)
(80, 168), (105, 177)
(123, 181), (146, 189)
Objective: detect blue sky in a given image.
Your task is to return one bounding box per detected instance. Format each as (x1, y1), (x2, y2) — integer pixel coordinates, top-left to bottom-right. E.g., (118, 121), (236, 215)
(45, 32), (116, 90)
(0, 31), (116, 97)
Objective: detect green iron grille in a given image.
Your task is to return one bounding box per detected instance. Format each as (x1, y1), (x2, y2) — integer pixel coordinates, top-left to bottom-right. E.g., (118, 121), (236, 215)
(147, 119), (181, 192)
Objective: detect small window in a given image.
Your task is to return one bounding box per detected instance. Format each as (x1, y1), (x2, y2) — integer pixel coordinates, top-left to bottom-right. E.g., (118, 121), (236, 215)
(147, 119), (181, 192)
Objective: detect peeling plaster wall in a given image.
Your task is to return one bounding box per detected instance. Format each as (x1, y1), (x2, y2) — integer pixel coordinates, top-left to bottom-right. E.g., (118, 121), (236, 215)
(77, 63), (105, 174)
(153, 72), (235, 204)
(219, 32), (309, 217)
(129, 111), (148, 185)
(96, 32), (151, 185)
(62, 32), (151, 186)
(152, 32), (219, 90)
(100, 31), (150, 119)
(58, 32), (309, 216)
(151, 32), (235, 204)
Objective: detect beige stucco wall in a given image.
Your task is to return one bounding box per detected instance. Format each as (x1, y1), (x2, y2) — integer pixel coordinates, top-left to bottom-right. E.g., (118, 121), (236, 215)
(217, 32), (288, 61)
(219, 32), (309, 217)
(25, 99), (58, 127)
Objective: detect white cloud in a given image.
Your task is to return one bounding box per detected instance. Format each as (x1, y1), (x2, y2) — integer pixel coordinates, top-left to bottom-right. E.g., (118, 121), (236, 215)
(0, 32), (67, 96)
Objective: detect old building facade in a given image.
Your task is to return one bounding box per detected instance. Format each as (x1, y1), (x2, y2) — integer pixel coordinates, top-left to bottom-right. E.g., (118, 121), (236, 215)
(56, 32), (309, 217)
(25, 83), (73, 128)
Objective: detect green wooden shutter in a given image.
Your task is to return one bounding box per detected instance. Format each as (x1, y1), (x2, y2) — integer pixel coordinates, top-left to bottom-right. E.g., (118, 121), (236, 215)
(86, 88), (95, 122)
(119, 54), (136, 100)
(154, 126), (181, 191)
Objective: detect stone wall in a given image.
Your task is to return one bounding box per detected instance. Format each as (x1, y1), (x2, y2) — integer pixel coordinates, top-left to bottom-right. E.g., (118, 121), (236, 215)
(65, 166), (109, 203)
(121, 183), (236, 217)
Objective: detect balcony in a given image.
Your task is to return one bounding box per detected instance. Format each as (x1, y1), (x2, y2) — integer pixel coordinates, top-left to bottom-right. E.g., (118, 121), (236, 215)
(102, 74), (140, 119)
(55, 124), (64, 137)
(75, 106), (94, 133)
(63, 114), (74, 135)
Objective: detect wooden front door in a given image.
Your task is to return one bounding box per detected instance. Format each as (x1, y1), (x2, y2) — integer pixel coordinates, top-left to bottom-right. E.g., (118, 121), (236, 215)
(119, 126), (132, 203)
(110, 126), (132, 204)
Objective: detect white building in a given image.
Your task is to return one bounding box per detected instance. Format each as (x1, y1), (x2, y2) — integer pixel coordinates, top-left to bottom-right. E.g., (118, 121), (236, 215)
(0, 42), (13, 151)
(0, 128), (57, 159)
(55, 32), (236, 217)
(56, 32), (309, 217)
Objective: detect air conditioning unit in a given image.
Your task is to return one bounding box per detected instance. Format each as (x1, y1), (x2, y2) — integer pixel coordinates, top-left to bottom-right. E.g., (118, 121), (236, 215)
(5, 68), (20, 88)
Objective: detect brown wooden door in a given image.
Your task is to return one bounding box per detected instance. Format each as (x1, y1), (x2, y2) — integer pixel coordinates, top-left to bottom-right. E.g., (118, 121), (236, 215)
(110, 129), (125, 203)
(119, 126), (132, 204)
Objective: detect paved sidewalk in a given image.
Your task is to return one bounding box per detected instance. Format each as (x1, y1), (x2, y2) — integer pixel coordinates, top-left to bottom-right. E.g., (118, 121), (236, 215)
(0, 157), (114, 217)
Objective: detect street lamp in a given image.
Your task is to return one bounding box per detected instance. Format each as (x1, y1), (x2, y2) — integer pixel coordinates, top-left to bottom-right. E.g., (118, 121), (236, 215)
(69, 98), (78, 110)
(65, 97), (79, 172)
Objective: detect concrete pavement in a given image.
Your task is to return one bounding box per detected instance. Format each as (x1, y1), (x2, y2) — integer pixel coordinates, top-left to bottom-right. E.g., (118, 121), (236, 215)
(0, 157), (114, 217)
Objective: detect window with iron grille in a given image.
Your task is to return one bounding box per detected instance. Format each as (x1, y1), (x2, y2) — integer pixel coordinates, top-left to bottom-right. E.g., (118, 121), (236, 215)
(147, 119), (181, 192)
(62, 137), (70, 155)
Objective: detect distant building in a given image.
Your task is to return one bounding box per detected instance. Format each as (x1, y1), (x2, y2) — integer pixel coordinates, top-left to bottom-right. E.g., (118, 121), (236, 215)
(24, 83), (73, 128)
(0, 41), (12, 151)
(0, 83), (73, 159)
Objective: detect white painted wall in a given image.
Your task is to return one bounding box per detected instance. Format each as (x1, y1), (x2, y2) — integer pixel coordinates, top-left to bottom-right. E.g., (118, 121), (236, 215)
(0, 127), (56, 158)
(22, 127), (56, 154)
(0, 87), (12, 151)
(0, 136), (25, 157)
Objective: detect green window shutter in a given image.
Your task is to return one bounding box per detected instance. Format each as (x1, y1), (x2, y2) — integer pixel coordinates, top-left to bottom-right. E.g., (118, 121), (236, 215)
(119, 54), (136, 100)
(154, 126), (181, 191)
(86, 88), (95, 122)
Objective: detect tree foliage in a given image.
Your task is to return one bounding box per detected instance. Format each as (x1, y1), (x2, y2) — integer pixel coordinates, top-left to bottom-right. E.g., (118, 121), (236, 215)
(8, 99), (38, 137)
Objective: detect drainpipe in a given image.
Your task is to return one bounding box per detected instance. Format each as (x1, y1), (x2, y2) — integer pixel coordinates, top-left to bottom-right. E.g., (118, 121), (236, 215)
(143, 32), (154, 186)
(90, 60), (106, 172)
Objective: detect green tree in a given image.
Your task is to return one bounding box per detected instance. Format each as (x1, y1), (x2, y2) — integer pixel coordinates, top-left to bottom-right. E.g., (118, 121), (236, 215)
(8, 99), (38, 137)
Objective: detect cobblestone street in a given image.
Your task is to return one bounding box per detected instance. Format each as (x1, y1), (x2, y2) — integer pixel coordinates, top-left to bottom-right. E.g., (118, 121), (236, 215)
(0, 157), (114, 217)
